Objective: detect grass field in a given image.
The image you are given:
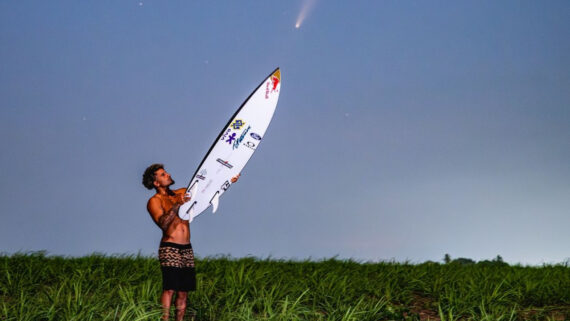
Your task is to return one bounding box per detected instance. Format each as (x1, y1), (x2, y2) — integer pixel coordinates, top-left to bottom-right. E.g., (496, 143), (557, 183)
(1, 252), (568, 320)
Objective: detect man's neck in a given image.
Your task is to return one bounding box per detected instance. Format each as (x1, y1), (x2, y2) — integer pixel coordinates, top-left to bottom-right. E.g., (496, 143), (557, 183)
(156, 186), (173, 196)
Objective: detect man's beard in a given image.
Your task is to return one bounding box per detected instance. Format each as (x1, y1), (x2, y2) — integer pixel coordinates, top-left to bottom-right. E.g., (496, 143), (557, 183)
(167, 178), (176, 196)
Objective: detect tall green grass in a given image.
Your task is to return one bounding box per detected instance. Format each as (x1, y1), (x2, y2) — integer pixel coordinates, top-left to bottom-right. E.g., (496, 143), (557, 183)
(1, 252), (568, 320)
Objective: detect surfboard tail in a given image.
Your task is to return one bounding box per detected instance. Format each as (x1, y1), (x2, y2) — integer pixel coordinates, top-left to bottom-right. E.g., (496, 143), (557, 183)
(177, 180), (199, 221)
(178, 201), (196, 221)
(186, 180), (199, 198)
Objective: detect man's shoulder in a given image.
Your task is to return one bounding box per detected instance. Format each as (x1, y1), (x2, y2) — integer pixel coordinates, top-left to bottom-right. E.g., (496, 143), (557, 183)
(147, 194), (161, 207)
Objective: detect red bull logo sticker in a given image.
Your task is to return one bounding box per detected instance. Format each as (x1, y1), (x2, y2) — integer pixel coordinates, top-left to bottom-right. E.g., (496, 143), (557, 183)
(265, 70), (280, 99)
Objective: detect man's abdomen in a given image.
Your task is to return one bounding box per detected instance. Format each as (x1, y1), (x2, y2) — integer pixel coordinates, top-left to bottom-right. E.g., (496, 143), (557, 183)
(162, 219), (190, 244)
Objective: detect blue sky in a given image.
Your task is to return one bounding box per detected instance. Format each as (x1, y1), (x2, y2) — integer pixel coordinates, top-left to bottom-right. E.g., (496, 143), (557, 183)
(1, 1), (569, 265)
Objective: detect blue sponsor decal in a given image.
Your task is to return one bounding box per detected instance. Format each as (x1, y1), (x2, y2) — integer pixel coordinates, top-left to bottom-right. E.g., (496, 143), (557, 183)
(226, 132), (236, 144)
(250, 132), (262, 140)
(231, 119), (246, 130)
(196, 175), (206, 180)
(233, 126), (250, 150)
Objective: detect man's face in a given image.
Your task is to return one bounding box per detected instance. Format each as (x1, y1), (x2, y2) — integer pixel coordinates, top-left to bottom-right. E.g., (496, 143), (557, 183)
(153, 168), (175, 188)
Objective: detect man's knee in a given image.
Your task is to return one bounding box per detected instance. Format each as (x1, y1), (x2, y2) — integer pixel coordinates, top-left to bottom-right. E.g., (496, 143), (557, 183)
(163, 289), (175, 297)
(176, 291), (188, 300)
(176, 291), (188, 308)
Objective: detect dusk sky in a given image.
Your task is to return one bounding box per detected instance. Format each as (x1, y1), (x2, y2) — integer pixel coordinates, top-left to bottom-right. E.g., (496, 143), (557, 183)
(1, 1), (568, 265)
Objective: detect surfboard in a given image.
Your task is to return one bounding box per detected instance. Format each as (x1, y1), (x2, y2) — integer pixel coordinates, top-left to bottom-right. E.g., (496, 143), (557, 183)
(178, 68), (281, 222)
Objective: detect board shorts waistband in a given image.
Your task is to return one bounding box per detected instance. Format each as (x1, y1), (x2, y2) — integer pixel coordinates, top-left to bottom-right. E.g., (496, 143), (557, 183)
(159, 242), (192, 250)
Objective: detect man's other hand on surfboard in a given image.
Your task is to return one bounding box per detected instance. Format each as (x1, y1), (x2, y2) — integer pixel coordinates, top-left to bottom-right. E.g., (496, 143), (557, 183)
(179, 192), (191, 204)
(231, 173), (241, 184)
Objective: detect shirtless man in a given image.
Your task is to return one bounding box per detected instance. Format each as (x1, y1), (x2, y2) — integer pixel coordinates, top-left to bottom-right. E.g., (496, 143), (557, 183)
(142, 163), (237, 320)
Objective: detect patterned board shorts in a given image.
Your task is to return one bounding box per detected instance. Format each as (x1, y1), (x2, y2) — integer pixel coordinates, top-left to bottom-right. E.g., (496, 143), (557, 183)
(158, 242), (196, 291)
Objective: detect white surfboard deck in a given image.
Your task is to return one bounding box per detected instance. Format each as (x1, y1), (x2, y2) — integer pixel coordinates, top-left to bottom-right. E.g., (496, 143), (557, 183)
(178, 68), (281, 222)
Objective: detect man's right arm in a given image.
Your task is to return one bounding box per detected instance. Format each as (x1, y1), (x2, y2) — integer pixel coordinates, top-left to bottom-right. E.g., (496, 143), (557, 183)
(147, 198), (179, 231)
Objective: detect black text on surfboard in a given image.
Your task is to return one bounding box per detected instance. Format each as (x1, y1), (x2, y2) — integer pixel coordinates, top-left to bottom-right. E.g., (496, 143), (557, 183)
(243, 141), (256, 150)
(216, 158), (233, 169)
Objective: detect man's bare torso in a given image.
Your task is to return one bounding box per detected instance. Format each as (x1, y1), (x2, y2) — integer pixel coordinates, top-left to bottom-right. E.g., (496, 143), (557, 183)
(148, 188), (190, 244)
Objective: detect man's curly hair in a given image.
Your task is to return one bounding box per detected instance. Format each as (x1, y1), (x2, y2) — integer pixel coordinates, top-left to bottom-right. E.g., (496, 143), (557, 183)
(142, 163), (164, 190)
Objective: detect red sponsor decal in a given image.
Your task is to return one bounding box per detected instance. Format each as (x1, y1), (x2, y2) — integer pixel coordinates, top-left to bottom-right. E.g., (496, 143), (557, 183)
(271, 76), (280, 91)
(265, 76), (280, 99)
